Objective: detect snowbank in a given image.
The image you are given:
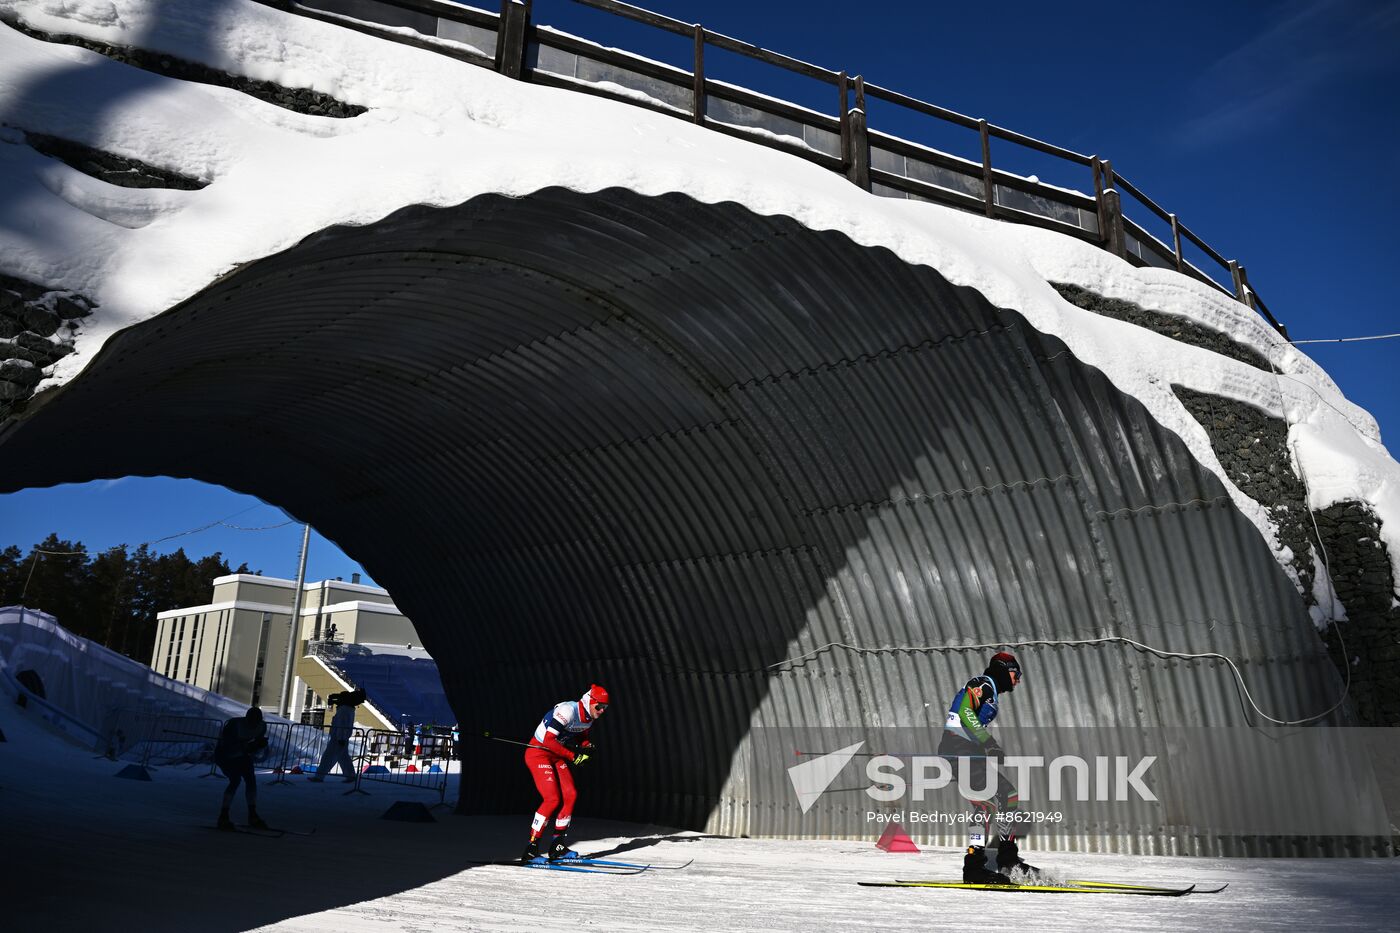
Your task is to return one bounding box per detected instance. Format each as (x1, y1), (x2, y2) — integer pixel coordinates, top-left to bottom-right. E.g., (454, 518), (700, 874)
(1, 0), (1397, 591)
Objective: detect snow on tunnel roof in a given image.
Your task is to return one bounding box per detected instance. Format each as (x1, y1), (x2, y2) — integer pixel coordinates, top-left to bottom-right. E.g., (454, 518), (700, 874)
(0, 0), (1396, 599)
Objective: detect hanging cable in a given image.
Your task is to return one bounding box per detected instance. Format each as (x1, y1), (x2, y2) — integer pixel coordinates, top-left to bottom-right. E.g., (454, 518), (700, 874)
(636, 625), (1345, 727)
(13, 503), (302, 643)
(1291, 332), (1400, 345)
(143, 506), (293, 547)
(1263, 349), (1352, 724)
(638, 347), (1357, 728)
(773, 632), (1350, 727)
(19, 547), (88, 600)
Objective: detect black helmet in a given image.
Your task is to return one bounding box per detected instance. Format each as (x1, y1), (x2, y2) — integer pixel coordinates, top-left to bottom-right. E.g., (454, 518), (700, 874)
(985, 652), (1022, 693)
(246, 707), (264, 722)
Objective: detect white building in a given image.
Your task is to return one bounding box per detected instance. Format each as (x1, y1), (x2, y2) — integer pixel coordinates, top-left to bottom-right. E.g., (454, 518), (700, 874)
(150, 573), (422, 728)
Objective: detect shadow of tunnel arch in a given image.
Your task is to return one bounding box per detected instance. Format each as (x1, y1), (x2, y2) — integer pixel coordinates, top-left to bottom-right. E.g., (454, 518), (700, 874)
(0, 187), (1343, 837)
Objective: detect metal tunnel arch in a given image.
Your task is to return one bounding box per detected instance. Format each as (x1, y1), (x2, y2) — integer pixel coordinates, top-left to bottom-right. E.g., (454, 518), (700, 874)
(0, 187), (1344, 848)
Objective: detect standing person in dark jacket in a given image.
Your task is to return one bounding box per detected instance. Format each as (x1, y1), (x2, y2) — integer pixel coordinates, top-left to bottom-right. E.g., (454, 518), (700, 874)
(938, 652), (1037, 883)
(309, 687), (366, 782)
(215, 707), (270, 831)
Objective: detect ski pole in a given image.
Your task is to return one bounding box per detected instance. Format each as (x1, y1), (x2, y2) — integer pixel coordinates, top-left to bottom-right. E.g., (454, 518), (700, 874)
(476, 731), (533, 749)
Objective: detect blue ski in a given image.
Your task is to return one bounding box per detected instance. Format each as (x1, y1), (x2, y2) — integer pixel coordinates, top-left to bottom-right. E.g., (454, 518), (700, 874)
(520, 858), (646, 875)
(465, 858), (646, 875)
(567, 857), (693, 871)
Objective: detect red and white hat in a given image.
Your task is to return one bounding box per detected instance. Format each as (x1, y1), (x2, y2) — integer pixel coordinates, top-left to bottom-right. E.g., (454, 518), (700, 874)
(584, 683), (610, 710)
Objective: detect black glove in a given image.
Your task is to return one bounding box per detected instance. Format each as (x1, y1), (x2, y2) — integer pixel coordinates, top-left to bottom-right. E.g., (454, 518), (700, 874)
(984, 739), (1005, 762)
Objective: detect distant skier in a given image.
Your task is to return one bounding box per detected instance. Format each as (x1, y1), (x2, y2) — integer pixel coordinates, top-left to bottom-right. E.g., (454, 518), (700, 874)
(215, 707), (270, 831)
(938, 651), (1036, 883)
(309, 687), (366, 782)
(521, 684), (609, 863)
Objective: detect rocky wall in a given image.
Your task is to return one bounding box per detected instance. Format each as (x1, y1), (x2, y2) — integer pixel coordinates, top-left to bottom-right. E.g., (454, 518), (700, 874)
(0, 273), (93, 421)
(1171, 385), (1318, 606)
(1054, 283), (1398, 725)
(1052, 282), (1273, 372)
(1314, 501), (1400, 726)
(24, 131), (206, 190)
(1, 15), (365, 118)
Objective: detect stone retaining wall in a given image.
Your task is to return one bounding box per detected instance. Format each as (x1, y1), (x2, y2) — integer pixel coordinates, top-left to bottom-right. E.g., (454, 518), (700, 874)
(1055, 283), (1398, 724)
(25, 131), (206, 190)
(1, 15), (365, 118)
(1053, 281), (1273, 372)
(0, 273), (93, 421)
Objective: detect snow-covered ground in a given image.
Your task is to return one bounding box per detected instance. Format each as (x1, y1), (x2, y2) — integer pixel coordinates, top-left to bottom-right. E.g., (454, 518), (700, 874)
(3, 691), (1397, 932)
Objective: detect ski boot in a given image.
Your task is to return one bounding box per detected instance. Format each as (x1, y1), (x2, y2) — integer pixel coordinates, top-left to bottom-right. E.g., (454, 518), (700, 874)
(548, 833), (581, 862)
(247, 808), (270, 831)
(995, 838), (1038, 878)
(963, 845), (1012, 884)
(520, 837), (545, 865)
(217, 809), (236, 832)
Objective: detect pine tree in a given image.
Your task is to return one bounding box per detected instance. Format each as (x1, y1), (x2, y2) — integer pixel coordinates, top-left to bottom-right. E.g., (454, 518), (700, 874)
(88, 546), (131, 649)
(0, 544), (23, 604)
(124, 543), (158, 659)
(3, 534), (256, 663)
(20, 534), (89, 636)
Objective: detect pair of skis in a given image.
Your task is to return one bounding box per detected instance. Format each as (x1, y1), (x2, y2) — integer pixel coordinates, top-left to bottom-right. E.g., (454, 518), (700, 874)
(859, 878), (1228, 897)
(470, 856), (694, 876)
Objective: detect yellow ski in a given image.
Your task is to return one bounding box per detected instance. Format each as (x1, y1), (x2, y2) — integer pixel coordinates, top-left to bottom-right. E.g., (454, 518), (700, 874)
(1069, 879), (1228, 894)
(858, 880), (1194, 896)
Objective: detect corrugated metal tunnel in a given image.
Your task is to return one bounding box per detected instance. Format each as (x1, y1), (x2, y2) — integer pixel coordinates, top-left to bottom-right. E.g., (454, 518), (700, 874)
(0, 187), (1355, 853)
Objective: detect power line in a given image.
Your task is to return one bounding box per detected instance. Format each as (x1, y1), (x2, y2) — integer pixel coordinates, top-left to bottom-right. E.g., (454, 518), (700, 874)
(144, 511), (294, 547)
(1292, 332), (1400, 345)
(15, 505), (295, 601)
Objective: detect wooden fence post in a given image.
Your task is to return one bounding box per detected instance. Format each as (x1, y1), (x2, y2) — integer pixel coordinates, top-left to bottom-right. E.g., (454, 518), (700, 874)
(839, 71), (851, 175)
(847, 75), (871, 191)
(1100, 158), (1126, 258)
(692, 24), (705, 124)
(496, 0), (531, 79)
(1237, 265), (1255, 310)
(979, 118), (995, 217)
(1229, 259), (1246, 304)
(1091, 156), (1106, 236)
(1170, 213), (1184, 272)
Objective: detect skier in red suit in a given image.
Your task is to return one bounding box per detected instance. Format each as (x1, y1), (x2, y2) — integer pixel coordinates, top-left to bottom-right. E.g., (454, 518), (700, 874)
(521, 684), (609, 863)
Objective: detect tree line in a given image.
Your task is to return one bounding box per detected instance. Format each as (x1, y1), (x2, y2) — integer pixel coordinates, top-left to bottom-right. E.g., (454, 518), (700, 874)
(0, 534), (257, 664)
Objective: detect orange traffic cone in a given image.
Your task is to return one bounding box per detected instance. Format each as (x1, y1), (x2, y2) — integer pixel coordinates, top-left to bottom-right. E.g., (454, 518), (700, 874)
(875, 822), (920, 853)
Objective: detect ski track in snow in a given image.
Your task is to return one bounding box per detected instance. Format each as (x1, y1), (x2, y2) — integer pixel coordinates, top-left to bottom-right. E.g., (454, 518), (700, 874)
(1, 1), (1398, 599)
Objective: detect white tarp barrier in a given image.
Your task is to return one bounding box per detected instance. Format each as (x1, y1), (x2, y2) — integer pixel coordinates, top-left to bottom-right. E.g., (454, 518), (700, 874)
(0, 606), (321, 765)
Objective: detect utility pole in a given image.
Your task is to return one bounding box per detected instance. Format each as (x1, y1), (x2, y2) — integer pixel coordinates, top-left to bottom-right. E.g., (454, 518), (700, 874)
(277, 524), (311, 719)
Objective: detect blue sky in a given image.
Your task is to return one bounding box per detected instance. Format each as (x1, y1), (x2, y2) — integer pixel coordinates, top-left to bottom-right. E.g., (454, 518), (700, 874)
(1, 0), (1396, 587)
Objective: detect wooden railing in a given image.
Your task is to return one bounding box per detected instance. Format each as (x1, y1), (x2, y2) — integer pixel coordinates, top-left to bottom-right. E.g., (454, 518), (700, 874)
(257, 0), (1288, 337)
